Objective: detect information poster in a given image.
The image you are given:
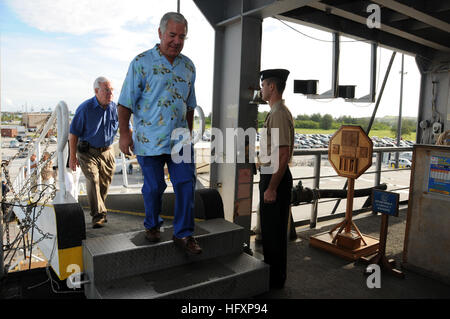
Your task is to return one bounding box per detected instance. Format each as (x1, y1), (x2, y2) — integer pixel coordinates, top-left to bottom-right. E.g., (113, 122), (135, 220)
(428, 155), (450, 196)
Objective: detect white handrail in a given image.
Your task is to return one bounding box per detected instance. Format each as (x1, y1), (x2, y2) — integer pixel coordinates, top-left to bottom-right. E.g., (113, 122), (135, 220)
(56, 101), (69, 196)
(11, 101), (69, 197)
(12, 103), (205, 193)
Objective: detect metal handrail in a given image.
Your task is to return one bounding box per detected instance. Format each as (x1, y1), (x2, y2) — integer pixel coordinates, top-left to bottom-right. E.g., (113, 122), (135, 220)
(292, 146), (413, 156)
(11, 101), (69, 197)
(288, 145), (413, 228)
(249, 145), (413, 229)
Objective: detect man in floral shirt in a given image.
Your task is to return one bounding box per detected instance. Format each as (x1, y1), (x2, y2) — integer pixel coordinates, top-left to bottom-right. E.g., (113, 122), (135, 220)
(118, 12), (201, 254)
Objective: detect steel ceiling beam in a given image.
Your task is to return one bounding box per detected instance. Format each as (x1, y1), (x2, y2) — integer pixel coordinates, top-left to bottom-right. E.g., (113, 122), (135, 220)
(372, 0), (450, 33)
(307, 1), (450, 52)
(279, 8), (433, 59)
(194, 0), (319, 28)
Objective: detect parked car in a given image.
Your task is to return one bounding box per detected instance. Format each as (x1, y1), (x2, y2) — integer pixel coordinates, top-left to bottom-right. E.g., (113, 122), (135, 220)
(389, 158), (411, 168)
(9, 140), (20, 148)
(18, 147), (29, 158)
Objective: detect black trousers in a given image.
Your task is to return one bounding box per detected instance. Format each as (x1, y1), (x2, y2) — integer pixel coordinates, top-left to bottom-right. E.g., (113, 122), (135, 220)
(259, 168), (293, 288)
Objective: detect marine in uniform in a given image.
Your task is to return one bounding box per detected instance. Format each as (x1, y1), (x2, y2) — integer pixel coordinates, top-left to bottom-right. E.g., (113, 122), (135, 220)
(258, 69), (294, 289)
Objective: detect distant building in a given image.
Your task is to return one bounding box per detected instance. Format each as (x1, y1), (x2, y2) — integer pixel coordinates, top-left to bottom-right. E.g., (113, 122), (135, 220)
(1, 125), (26, 137)
(21, 112), (51, 129)
(1, 127), (18, 137)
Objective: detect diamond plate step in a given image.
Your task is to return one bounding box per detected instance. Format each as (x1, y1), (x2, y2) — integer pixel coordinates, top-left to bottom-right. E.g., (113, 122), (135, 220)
(88, 253), (269, 299)
(83, 219), (244, 292)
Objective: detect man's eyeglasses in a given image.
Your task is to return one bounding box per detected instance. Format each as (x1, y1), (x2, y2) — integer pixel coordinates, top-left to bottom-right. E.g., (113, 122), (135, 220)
(100, 87), (114, 93)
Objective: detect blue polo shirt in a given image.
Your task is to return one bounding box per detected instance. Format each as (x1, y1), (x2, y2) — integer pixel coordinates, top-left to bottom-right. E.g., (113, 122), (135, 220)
(70, 96), (118, 148)
(118, 44), (197, 156)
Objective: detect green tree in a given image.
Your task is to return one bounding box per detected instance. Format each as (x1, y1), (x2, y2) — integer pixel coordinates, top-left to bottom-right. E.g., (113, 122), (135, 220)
(296, 114), (310, 121)
(320, 114), (333, 129)
(390, 119), (417, 138)
(205, 112), (212, 125)
(295, 120), (319, 129)
(310, 113), (322, 123)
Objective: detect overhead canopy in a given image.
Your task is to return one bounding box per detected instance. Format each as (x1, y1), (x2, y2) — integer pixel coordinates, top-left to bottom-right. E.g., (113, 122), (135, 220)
(195, 0), (450, 60)
(279, 0), (450, 61)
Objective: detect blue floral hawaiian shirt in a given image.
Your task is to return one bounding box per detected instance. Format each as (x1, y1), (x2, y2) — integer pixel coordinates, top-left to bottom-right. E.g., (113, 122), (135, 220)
(118, 44), (197, 156)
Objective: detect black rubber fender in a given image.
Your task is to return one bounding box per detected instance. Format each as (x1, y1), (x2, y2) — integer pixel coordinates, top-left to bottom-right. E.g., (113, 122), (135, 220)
(161, 188), (224, 220)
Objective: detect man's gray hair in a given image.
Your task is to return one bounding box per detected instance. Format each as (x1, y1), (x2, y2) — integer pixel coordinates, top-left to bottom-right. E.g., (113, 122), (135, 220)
(93, 76), (110, 91)
(159, 12), (188, 34)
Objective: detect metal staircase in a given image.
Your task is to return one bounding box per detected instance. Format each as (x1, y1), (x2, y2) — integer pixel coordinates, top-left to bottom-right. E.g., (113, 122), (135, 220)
(81, 218), (269, 299)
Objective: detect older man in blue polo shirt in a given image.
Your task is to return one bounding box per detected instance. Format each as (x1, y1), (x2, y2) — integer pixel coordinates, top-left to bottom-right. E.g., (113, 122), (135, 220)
(117, 12), (201, 254)
(69, 76), (118, 228)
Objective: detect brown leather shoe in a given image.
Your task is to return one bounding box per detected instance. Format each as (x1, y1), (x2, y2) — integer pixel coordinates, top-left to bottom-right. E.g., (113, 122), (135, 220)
(92, 213), (107, 229)
(145, 228), (161, 243)
(173, 236), (202, 255)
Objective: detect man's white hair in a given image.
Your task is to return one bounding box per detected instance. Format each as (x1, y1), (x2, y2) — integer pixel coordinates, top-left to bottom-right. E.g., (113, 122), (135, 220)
(93, 76), (110, 91)
(159, 12), (188, 34)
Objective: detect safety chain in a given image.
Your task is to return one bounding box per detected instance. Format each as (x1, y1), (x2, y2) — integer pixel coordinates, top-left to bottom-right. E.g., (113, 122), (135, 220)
(2, 116), (57, 270)
(2, 166), (56, 269)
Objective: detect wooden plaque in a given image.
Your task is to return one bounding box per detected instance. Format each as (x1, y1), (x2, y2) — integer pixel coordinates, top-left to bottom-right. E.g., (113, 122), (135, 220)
(328, 125), (373, 179)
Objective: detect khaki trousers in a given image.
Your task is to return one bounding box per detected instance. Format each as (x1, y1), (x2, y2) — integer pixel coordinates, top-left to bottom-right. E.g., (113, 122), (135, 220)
(77, 147), (115, 218)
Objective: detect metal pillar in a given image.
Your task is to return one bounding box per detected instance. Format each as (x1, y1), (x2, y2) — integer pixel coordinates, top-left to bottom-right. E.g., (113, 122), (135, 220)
(310, 154), (321, 228)
(395, 54), (404, 167)
(366, 52), (397, 133)
(375, 152), (382, 187)
(209, 16), (262, 246)
(309, 32), (340, 99)
(372, 151), (383, 215)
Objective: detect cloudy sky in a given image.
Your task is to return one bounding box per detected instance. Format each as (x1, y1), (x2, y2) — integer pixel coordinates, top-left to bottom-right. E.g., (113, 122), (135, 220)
(1, 0), (421, 118)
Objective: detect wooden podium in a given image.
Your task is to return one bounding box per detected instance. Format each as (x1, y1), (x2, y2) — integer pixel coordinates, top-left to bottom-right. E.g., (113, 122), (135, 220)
(310, 126), (379, 260)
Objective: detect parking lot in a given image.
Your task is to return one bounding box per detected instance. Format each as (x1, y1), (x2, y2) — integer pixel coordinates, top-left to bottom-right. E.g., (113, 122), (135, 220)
(291, 133), (414, 149)
(199, 129), (414, 149)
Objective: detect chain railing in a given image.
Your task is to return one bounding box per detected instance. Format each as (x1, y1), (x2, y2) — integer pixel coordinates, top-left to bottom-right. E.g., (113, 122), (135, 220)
(2, 101), (69, 273)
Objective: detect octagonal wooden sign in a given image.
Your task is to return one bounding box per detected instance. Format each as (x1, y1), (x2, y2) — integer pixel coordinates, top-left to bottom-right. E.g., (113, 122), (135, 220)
(328, 125), (373, 179)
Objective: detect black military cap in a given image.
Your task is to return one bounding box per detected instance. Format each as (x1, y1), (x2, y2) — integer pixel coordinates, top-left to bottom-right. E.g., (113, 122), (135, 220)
(260, 68), (290, 83)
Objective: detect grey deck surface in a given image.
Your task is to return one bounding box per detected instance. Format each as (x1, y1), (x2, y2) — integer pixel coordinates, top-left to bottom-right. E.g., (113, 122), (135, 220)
(81, 206), (450, 299)
(83, 209), (148, 239)
(255, 208), (450, 299)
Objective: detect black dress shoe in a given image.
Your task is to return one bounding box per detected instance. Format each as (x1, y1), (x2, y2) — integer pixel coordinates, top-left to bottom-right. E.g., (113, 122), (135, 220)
(173, 236), (202, 255)
(145, 228), (161, 243)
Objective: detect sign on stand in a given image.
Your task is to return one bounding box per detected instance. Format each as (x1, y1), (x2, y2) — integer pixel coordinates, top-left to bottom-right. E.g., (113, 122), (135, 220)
(361, 189), (404, 278)
(373, 189), (399, 217)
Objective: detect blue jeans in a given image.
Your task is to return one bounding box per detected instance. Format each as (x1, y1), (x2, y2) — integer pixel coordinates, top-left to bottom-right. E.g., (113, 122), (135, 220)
(137, 146), (196, 238)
